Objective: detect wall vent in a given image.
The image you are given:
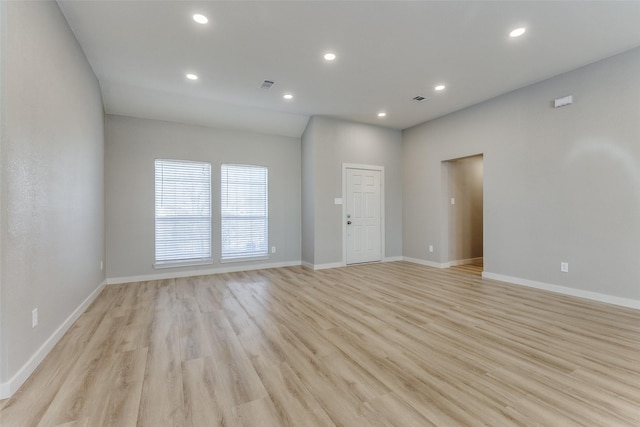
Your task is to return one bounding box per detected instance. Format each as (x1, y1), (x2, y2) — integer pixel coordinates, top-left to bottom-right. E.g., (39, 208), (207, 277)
(553, 95), (573, 108)
(413, 96), (429, 102)
(260, 80), (275, 90)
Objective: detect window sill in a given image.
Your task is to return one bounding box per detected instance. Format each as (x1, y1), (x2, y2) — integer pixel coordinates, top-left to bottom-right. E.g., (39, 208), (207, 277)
(154, 259), (213, 269)
(220, 255), (269, 264)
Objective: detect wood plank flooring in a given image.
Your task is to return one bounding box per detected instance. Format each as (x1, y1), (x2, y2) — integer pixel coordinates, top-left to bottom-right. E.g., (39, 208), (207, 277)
(449, 261), (483, 277)
(1, 261), (640, 426)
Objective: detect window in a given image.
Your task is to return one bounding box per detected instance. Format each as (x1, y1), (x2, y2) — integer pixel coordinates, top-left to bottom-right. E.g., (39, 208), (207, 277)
(221, 164), (268, 260)
(155, 159), (211, 266)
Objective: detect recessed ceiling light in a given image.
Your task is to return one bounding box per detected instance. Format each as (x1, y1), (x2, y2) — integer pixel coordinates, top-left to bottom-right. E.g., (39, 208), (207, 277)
(324, 52), (336, 61)
(378, 112), (386, 117)
(283, 93), (293, 100)
(186, 73), (198, 80)
(434, 85), (446, 91)
(509, 27), (526, 38)
(193, 14), (208, 24)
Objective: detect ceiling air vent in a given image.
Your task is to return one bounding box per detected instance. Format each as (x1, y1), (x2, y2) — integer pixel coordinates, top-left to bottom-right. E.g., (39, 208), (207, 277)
(413, 96), (429, 102)
(260, 80), (275, 90)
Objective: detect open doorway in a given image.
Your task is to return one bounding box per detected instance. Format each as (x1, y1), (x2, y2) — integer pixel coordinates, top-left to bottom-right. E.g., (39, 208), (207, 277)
(442, 154), (483, 275)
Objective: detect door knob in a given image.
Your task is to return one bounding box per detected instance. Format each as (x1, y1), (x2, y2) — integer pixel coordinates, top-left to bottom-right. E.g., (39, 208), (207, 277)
(347, 221), (352, 225)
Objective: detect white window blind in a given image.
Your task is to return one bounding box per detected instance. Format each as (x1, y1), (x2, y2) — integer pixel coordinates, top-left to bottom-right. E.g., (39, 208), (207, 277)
(155, 159), (211, 265)
(221, 164), (268, 260)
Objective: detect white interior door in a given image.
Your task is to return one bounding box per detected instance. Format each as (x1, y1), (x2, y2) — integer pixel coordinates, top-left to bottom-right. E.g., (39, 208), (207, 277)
(346, 168), (381, 264)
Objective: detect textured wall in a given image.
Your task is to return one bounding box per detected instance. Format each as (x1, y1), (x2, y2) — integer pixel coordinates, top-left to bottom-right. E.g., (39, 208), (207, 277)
(2, 1), (105, 385)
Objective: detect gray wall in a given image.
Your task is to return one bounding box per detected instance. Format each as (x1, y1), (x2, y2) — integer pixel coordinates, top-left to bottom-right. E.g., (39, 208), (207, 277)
(0, 0), (6, 387)
(302, 116), (403, 266)
(404, 47), (640, 300)
(105, 115), (301, 280)
(301, 118), (316, 265)
(445, 155), (483, 263)
(1, 1), (105, 384)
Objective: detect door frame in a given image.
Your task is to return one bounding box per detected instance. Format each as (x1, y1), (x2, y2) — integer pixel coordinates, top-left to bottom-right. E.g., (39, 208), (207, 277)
(441, 154), (484, 268)
(342, 163), (385, 265)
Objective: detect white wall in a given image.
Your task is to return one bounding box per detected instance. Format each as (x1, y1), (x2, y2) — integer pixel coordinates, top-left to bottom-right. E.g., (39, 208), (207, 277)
(105, 115), (301, 281)
(404, 47), (640, 303)
(301, 116), (403, 267)
(1, 1), (105, 396)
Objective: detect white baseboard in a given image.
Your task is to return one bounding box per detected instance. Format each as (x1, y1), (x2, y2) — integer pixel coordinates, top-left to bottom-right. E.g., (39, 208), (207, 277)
(302, 257), (402, 271)
(106, 260), (302, 285)
(482, 272), (640, 310)
(0, 280), (107, 400)
(403, 257), (448, 269)
(309, 261), (346, 271)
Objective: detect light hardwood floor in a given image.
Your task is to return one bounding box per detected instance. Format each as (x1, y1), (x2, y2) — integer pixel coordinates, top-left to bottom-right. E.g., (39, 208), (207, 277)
(1, 261), (639, 426)
(449, 261), (483, 277)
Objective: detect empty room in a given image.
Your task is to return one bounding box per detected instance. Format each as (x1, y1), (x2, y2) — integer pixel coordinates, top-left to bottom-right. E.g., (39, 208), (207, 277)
(1, 1), (640, 426)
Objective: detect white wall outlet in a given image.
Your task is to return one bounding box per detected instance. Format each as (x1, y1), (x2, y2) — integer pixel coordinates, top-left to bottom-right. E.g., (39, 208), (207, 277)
(271, 246), (276, 254)
(428, 245), (434, 253)
(32, 308), (38, 328)
(560, 262), (569, 273)
(100, 260), (104, 271)
(450, 197), (456, 205)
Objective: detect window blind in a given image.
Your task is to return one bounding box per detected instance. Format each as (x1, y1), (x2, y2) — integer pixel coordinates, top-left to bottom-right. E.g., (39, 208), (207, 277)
(221, 164), (268, 260)
(155, 159), (211, 265)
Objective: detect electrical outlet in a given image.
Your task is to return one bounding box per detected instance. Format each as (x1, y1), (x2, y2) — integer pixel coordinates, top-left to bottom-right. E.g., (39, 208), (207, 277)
(450, 197), (456, 205)
(32, 308), (38, 328)
(100, 260), (104, 271)
(428, 245), (434, 253)
(271, 246), (276, 254)
(560, 262), (569, 273)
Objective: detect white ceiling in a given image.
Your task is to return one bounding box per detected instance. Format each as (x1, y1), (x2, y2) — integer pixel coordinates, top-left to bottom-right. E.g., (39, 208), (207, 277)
(57, 1), (640, 138)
